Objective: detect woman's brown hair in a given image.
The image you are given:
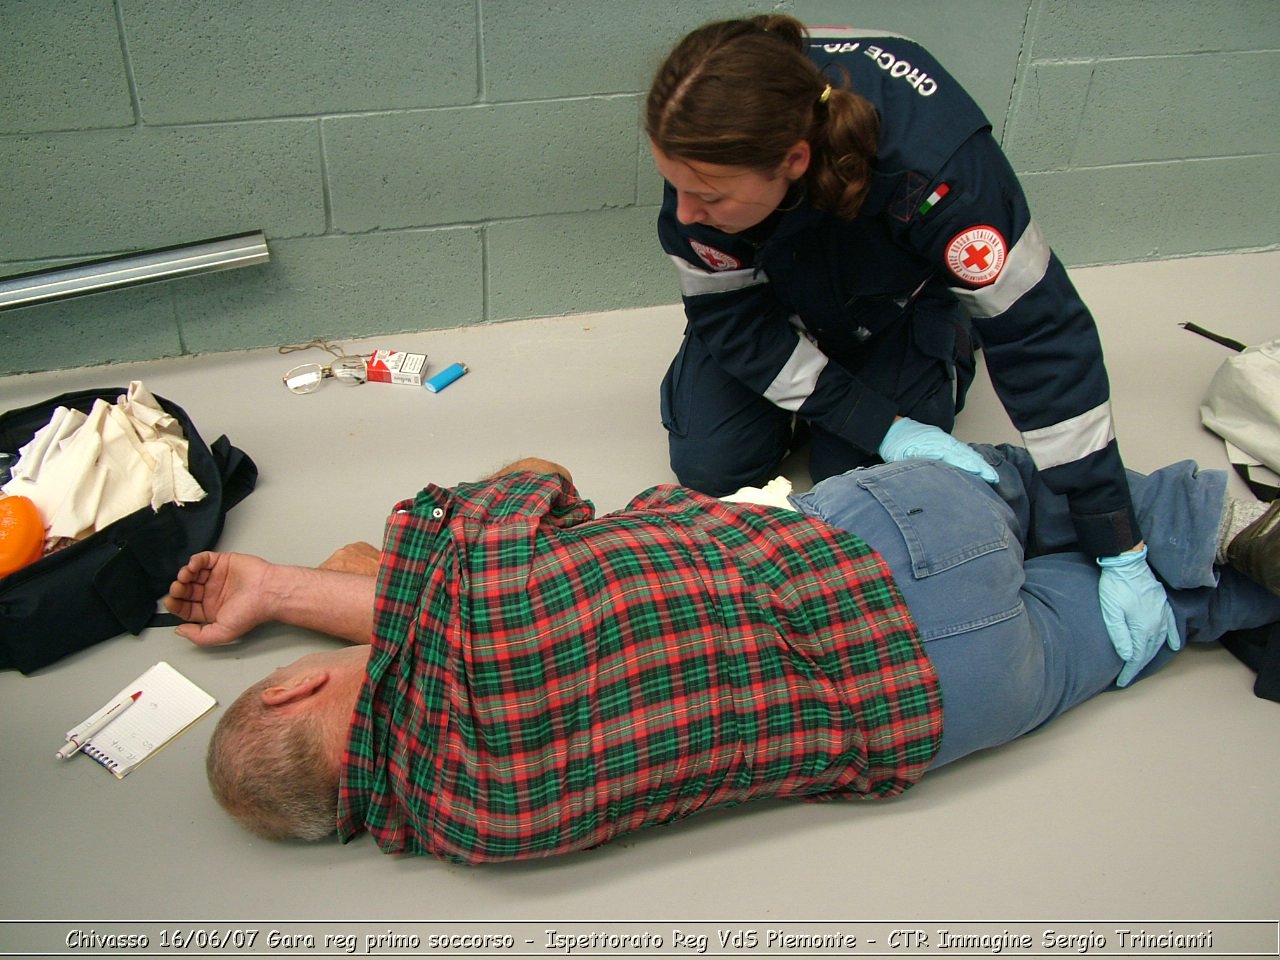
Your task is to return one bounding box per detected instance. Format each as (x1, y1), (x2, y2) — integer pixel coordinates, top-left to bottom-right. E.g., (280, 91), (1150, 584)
(645, 15), (880, 220)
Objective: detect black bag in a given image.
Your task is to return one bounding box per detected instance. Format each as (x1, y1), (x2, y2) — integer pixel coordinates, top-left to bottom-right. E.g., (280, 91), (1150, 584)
(0, 388), (257, 674)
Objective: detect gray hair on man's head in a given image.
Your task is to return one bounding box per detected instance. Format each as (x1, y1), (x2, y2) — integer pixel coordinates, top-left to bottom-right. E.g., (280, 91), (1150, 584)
(206, 678), (338, 842)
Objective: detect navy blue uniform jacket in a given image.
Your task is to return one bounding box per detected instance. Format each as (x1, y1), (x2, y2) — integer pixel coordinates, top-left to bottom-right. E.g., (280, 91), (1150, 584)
(657, 28), (1141, 557)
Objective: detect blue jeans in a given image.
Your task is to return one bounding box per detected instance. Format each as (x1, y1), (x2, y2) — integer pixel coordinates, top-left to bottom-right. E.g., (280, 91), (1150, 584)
(789, 444), (1280, 768)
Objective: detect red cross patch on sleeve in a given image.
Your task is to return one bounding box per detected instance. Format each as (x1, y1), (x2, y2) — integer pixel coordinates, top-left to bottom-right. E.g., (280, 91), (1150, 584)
(688, 239), (742, 271)
(945, 226), (1006, 286)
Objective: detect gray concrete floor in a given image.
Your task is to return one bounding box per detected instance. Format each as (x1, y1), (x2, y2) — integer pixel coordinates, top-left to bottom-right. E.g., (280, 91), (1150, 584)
(0, 252), (1276, 948)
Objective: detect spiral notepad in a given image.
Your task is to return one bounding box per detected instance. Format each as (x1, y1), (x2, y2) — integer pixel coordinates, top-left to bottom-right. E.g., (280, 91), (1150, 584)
(72, 661), (216, 779)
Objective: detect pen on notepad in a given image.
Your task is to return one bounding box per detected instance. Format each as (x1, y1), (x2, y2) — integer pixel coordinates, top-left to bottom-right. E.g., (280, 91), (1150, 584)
(56, 690), (142, 760)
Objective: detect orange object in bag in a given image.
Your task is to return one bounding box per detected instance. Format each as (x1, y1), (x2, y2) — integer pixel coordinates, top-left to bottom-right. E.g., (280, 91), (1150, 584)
(0, 495), (45, 577)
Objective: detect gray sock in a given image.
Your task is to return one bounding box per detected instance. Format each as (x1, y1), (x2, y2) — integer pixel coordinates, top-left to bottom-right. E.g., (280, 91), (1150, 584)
(1216, 498), (1269, 564)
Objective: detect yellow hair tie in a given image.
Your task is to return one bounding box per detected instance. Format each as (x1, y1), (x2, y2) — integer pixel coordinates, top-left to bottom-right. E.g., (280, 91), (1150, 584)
(818, 84), (832, 104)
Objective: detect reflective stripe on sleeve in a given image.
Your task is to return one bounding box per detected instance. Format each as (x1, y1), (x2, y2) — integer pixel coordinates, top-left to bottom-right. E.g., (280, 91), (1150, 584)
(764, 323), (830, 411)
(949, 220), (1051, 319)
(1021, 401), (1116, 470)
(669, 255), (768, 297)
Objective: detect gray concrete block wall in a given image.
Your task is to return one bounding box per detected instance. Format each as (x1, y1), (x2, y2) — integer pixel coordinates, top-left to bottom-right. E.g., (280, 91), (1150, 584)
(1003, 0), (1280, 264)
(2, 0), (1277, 376)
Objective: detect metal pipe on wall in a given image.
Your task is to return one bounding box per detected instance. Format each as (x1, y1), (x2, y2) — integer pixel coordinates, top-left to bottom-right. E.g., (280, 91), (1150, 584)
(0, 231), (270, 311)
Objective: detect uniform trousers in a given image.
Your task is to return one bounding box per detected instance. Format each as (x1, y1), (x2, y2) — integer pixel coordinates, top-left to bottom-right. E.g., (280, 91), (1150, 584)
(661, 322), (962, 496)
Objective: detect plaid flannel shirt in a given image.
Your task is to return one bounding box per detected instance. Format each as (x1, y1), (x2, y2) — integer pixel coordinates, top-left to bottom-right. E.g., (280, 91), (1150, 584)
(336, 471), (941, 863)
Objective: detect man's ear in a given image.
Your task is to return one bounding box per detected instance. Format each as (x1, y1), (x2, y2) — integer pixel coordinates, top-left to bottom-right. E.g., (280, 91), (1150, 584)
(261, 670), (329, 707)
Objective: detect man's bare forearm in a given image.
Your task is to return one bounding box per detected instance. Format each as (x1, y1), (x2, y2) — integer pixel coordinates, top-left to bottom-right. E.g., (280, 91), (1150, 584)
(263, 563), (377, 644)
(239, 460), (570, 644)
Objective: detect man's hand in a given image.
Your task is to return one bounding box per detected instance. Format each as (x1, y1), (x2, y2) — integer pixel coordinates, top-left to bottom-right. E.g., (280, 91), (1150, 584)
(319, 541), (381, 577)
(878, 417), (998, 483)
(164, 551), (272, 646)
(487, 457), (572, 483)
(1097, 545), (1182, 687)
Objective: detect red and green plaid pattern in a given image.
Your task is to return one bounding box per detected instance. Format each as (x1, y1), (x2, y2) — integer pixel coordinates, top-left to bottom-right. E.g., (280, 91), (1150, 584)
(337, 471), (940, 863)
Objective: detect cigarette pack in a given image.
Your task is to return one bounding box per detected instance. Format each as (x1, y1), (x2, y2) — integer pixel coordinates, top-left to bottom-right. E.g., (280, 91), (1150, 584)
(366, 350), (428, 386)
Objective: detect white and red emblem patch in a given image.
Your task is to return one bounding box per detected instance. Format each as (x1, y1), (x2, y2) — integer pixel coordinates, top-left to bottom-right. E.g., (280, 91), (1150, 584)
(945, 226), (1006, 286)
(688, 239), (742, 271)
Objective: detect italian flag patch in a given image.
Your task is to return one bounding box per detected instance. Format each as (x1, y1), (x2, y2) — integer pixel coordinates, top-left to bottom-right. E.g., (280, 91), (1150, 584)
(918, 183), (950, 216)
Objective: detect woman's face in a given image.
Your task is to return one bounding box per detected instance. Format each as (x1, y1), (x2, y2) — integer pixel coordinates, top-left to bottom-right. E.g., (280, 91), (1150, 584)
(650, 141), (809, 234)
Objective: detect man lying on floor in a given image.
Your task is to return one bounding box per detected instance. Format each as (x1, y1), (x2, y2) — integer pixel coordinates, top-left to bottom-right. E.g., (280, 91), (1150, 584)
(165, 445), (1280, 864)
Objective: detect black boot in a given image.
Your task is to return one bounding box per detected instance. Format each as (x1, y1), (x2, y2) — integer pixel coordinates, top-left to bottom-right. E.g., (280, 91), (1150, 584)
(1226, 500), (1280, 597)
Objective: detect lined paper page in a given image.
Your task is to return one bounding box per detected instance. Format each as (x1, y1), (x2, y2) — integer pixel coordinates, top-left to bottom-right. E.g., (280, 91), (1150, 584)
(79, 661), (216, 779)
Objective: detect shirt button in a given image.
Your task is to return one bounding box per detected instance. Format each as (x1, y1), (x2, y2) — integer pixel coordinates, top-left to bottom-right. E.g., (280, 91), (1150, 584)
(432, 507), (444, 519)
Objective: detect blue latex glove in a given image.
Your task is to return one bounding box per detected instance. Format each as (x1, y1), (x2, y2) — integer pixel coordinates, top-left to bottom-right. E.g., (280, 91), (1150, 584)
(1097, 545), (1182, 687)
(878, 417), (998, 483)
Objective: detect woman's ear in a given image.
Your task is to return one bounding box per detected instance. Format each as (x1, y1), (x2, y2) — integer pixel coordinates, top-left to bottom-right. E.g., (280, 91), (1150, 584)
(780, 140), (811, 181)
(261, 670), (329, 707)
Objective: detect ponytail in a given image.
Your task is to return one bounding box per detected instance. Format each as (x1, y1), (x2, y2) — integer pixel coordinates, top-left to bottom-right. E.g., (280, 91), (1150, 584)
(810, 84), (881, 219)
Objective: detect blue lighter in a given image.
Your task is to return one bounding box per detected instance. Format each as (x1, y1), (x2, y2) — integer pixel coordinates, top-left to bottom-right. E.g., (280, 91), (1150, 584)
(424, 362), (468, 393)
